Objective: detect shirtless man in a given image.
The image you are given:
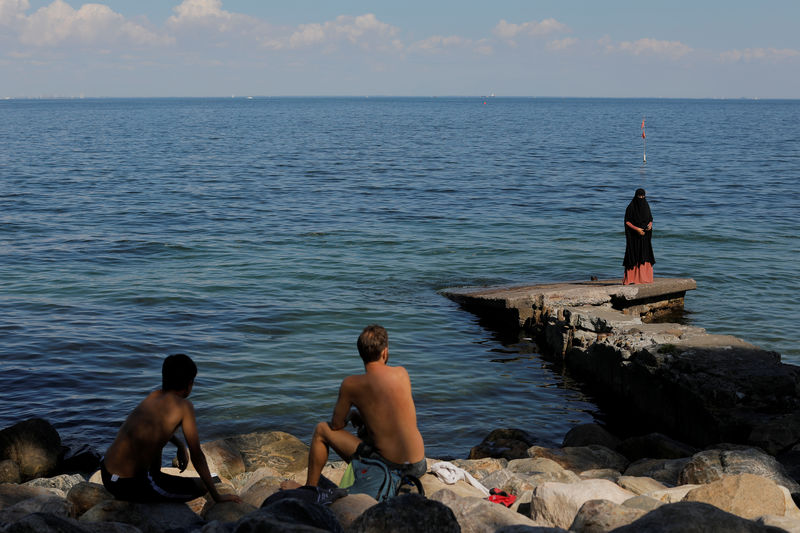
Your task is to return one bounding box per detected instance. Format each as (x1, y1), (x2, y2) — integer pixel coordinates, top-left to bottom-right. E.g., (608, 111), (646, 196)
(296, 324), (426, 487)
(101, 354), (241, 504)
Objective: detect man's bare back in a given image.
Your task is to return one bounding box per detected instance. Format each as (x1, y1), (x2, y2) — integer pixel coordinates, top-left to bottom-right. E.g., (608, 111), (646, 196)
(338, 364), (424, 465)
(104, 390), (191, 477)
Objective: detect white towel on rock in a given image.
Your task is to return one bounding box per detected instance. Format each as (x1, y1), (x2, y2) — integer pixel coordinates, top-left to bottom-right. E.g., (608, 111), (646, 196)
(429, 461), (490, 496)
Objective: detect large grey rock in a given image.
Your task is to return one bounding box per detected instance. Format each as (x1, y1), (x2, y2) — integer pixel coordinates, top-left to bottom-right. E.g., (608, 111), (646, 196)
(616, 475), (668, 495)
(224, 431), (309, 474)
(527, 445), (628, 474)
(432, 488), (542, 532)
(561, 424), (620, 451)
(470, 429), (537, 460)
(624, 457), (690, 486)
(0, 460), (21, 485)
(0, 483), (60, 510)
(1, 512), (87, 533)
(611, 501), (779, 532)
(203, 500), (258, 524)
(617, 433), (698, 461)
(329, 494), (376, 530)
(66, 482), (112, 518)
(24, 474), (85, 495)
(347, 493), (460, 533)
(0, 495), (73, 524)
(678, 448), (800, 492)
(0, 419), (62, 481)
(682, 473), (786, 520)
(420, 473), (487, 500)
(578, 469), (621, 482)
(569, 499), (646, 533)
(451, 458), (509, 481)
(621, 494), (664, 513)
(528, 479), (635, 529)
(199, 439), (246, 480)
(79, 500), (203, 533)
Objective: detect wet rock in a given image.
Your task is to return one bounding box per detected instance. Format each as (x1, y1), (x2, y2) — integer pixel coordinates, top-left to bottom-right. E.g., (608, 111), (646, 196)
(225, 431), (309, 474)
(0, 495), (73, 524)
(623, 457), (690, 486)
(0, 460), (21, 484)
(432, 488), (543, 532)
(561, 424), (620, 451)
(79, 500), (203, 533)
(203, 500), (258, 523)
(329, 493), (376, 530)
(616, 475), (668, 495)
(24, 474), (85, 496)
(470, 429), (537, 461)
(611, 501), (778, 532)
(683, 473), (786, 520)
(0, 418), (62, 481)
(527, 445), (628, 474)
(569, 499), (647, 533)
(66, 482), (112, 518)
(348, 493), (460, 533)
(617, 433), (698, 461)
(678, 448), (800, 492)
(528, 479), (635, 529)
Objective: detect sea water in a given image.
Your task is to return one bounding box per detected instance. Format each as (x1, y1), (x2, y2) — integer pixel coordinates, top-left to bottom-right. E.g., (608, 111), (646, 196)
(1, 97), (798, 458)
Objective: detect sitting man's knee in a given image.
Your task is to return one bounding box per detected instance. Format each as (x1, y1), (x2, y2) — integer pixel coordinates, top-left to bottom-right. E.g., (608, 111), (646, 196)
(312, 421), (331, 439)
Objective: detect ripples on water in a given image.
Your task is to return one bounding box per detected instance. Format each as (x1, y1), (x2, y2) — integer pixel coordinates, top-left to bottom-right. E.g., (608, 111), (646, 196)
(1, 97), (798, 457)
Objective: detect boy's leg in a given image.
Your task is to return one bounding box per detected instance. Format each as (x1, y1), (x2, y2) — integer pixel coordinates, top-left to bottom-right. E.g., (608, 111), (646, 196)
(306, 421), (361, 486)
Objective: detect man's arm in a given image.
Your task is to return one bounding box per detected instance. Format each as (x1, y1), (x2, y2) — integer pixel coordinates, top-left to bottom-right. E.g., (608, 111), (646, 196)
(169, 435), (189, 472)
(329, 378), (355, 431)
(181, 402), (241, 503)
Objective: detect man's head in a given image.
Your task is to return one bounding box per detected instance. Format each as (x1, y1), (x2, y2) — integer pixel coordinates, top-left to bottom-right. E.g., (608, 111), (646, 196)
(162, 353), (197, 393)
(357, 324), (388, 364)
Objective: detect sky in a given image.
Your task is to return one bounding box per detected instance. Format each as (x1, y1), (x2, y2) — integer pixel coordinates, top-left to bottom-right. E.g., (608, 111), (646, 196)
(1, 0), (799, 98)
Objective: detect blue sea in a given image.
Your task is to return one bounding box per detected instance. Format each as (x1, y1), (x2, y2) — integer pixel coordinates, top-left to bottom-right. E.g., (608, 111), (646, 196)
(1, 97), (798, 459)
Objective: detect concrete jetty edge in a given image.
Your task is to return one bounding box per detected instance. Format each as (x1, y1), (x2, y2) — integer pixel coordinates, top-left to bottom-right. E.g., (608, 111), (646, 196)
(442, 278), (800, 455)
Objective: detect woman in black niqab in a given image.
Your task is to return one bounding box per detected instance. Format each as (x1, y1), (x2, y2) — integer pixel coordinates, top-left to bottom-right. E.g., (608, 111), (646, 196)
(623, 188), (655, 284)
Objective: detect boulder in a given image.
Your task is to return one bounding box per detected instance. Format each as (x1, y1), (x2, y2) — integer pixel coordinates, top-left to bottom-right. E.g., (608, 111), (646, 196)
(578, 469), (621, 482)
(757, 514), (800, 533)
(748, 411), (800, 456)
(683, 473), (786, 520)
(79, 500), (204, 533)
(347, 493), (460, 533)
(528, 479), (635, 529)
(621, 495), (664, 513)
(0, 460), (21, 484)
(678, 448), (800, 492)
(470, 429), (537, 460)
(569, 499), (647, 533)
(0, 495), (73, 524)
(233, 468), (283, 508)
(616, 476), (668, 495)
(617, 433), (698, 461)
(495, 528), (568, 533)
(561, 424), (620, 451)
(224, 431), (309, 474)
(196, 439), (246, 480)
(57, 444), (101, 476)
(203, 500), (258, 523)
(611, 501), (779, 532)
(0, 483), (60, 510)
(527, 445), (628, 474)
(24, 474), (86, 495)
(0, 418), (62, 480)
(66, 482), (113, 518)
(432, 488), (543, 532)
(647, 485), (700, 503)
(624, 457), (690, 486)
(421, 473), (487, 500)
(451, 458), (509, 480)
(329, 493), (376, 530)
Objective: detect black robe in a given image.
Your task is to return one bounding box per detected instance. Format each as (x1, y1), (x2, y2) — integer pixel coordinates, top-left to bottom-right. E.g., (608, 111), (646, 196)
(623, 196), (655, 269)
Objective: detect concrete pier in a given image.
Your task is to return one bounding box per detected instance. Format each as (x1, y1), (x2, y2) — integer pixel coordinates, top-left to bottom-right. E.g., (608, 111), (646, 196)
(442, 278), (800, 455)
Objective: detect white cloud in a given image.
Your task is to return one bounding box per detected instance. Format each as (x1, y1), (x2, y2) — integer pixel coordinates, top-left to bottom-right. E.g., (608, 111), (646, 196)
(547, 37), (578, 51)
(283, 13), (399, 51)
(408, 35), (468, 53)
(0, 0), (29, 26)
(493, 18), (569, 40)
(720, 47), (800, 63)
(10, 0), (168, 47)
(615, 38), (692, 59)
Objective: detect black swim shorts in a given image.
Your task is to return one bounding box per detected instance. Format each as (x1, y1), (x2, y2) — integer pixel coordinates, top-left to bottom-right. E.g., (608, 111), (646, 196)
(100, 461), (207, 503)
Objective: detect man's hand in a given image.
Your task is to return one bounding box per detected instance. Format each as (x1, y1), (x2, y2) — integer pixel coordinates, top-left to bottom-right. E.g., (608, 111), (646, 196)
(176, 445), (189, 472)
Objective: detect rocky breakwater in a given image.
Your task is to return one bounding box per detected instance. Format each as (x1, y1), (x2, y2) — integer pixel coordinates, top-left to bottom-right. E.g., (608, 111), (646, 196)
(6, 418), (800, 532)
(442, 279), (800, 456)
